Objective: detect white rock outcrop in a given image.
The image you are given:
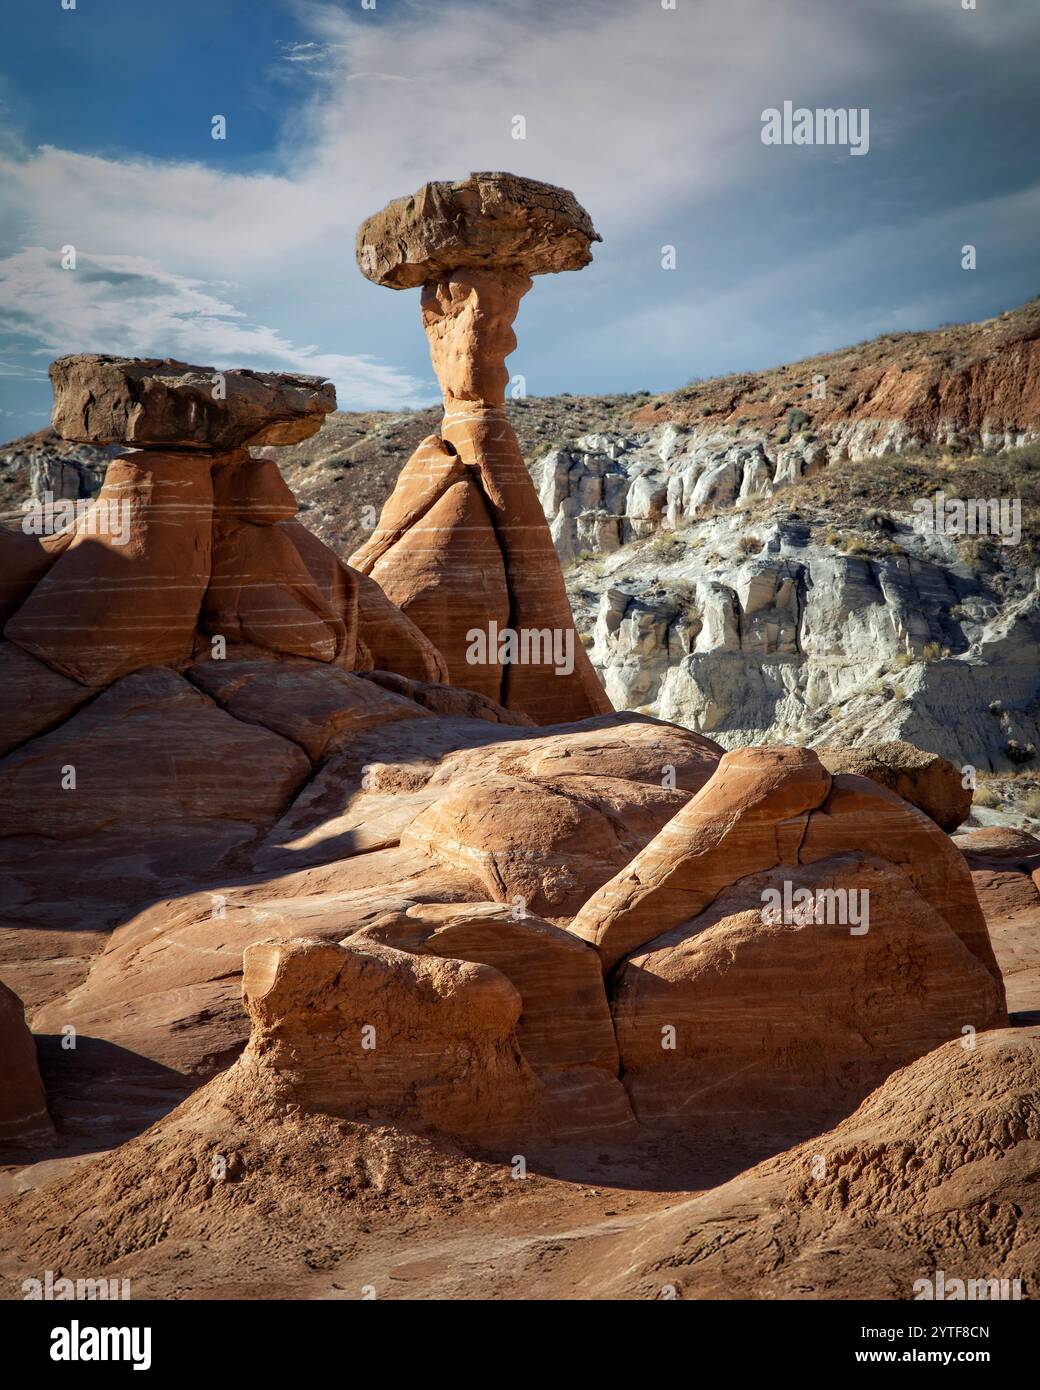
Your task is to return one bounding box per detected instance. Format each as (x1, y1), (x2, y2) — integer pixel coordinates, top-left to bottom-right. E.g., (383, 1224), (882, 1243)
(535, 425), (1040, 772)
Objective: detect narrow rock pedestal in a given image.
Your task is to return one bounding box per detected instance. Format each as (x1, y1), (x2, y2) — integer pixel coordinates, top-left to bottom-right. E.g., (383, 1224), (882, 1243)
(352, 172), (613, 725)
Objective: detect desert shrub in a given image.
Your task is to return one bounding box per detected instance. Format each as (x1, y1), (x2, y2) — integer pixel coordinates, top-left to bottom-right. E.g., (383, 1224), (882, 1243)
(1005, 739), (1037, 765)
(650, 535), (686, 563)
(1020, 790), (1040, 819)
(738, 534), (764, 555)
(921, 640), (947, 661)
(959, 536), (994, 572)
(972, 785), (1000, 808)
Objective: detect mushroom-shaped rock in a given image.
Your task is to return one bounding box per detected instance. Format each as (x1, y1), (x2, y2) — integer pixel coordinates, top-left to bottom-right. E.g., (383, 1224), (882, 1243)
(351, 173), (611, 725)
(356, 171), (601, 289)
(50, 355), (335, 450)
(5, 354), (378, 682)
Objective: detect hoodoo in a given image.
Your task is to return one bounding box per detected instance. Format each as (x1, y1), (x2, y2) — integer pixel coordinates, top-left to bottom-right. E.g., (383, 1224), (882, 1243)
(351, 172), (613, 724)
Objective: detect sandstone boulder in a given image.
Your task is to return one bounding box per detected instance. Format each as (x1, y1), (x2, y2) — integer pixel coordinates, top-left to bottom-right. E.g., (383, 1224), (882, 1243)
(611, 855), (1004, 1121)
(50, 355), (335, 450)
(0, 979), (53, 1151)
(800, 773), (1003, 987)
(571, 746), (1005, 992)
(241, 937), (544, 1146)
(356, 171), (601, 289)
(353, 901), (619, 1077)
(352, 901), (632, 1132)
(570, 745), (833, 972)
(402, 776), (650, 918)
(816, 740), (971, 831)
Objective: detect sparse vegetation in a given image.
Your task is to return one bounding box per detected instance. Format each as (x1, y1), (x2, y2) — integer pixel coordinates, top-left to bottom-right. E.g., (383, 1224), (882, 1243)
(649, 535), (686, 563)
(1005, 739), (1037, 765)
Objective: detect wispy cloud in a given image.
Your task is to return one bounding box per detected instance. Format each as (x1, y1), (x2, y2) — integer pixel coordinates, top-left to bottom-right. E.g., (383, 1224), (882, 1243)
(0, 246), (430, 407)
(0, 0), (1036, 433)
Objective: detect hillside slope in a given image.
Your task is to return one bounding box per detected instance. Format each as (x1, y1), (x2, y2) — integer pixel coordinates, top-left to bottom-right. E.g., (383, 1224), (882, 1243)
(3, 301), (1037, 784)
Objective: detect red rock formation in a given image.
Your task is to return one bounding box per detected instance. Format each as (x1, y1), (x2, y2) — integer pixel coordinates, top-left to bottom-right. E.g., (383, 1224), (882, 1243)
(612, 855), (1004, 1120)
(28, 709), (721, 1077)
(8, 450), (216, 684)
(0, 980), (53, 1151)
(240, 936), (546, 1146)
(956, 827), (1040, 1017)
(570, 745), (1004, 989)
(2, 356), (462, 695)
(816, 740), (972, 832)
(352, 173), (612, 725)
(570, 745), (833, 972)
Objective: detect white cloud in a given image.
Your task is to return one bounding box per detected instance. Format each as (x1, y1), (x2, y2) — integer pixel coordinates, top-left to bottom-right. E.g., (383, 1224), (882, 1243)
(0, 0), (1035, 419)
(0, 246), (431, 407)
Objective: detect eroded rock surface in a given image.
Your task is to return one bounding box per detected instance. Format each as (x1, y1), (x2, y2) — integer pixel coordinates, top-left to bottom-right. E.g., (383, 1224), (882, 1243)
(351, 174), (611, 725)
(0, 981), (53, 1151)
(50, 355), (336, 450)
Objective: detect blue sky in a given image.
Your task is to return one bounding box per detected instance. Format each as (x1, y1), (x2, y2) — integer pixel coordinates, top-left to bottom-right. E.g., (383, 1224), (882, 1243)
(1, 0), (1038, 439)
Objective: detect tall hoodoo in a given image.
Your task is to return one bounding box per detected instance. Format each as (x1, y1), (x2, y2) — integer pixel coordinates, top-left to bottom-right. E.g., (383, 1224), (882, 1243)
(352, 172), (612, 725)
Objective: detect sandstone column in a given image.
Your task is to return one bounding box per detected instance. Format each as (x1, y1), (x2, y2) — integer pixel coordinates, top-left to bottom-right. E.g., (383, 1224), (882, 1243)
(352, 172), (613, 725)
